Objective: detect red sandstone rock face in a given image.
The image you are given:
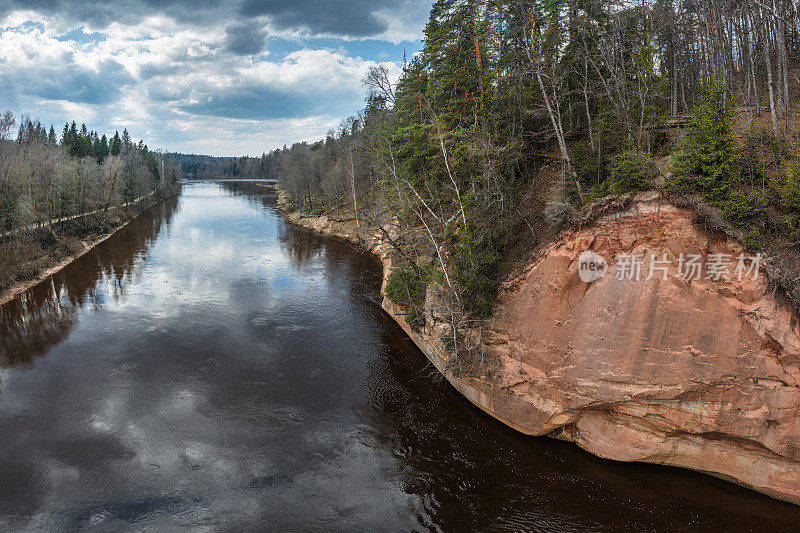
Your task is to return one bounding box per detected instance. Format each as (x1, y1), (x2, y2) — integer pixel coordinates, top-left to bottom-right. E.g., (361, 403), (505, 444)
(284, 203), (800, 503)
(490, 199), (800, 503)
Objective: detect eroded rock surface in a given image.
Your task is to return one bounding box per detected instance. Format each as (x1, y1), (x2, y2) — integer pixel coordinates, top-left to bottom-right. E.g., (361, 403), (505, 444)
(489, 199), (800, 503)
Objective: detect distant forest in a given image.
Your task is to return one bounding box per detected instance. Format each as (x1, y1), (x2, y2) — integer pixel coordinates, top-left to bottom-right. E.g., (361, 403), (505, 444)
(1, 113), (181, 236)
(170, 153), (274, 180)
(0, 112), (182, 290)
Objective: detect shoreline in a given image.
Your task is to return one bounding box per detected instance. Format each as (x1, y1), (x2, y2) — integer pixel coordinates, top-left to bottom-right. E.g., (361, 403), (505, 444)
(0, 192), (176, 307)
(279, 209), (547, 434)
(278, 205), (800, 506)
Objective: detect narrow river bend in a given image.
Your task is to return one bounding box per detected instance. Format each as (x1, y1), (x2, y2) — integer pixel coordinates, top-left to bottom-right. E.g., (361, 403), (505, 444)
(1, 182), (798, 531)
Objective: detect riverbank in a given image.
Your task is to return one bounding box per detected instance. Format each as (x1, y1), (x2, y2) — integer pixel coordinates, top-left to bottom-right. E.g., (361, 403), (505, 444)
(6, 180), (798, 529)
(0, 189), (179, 306)
(281, 208), (537, 431)
(280, 198), (800, 505)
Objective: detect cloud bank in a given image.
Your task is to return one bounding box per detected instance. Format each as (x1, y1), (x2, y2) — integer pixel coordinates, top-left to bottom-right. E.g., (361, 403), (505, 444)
(0, 0), (431, 155)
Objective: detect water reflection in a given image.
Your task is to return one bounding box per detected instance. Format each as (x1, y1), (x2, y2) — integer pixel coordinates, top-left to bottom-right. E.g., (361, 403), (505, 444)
(0, 182), (797, 531)
(0, 197), (179, 368)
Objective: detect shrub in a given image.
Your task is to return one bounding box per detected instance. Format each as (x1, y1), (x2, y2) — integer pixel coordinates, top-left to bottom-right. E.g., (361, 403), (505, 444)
(583, 181), (610, 203)
(723, 190), (766, 227)
(572, 144), (603, 185)
(671, 76), (739, 204)
(741, 127), (766, 186)
(743, 229), (762, 250)
(783, 213), (800, 240)
(570, 143), (608, 205)
(544, 200), (576, 228)
(610, 153), (655, 193)
(781, 157), (800, 212)
(451, 230), (503, 317)
(385, 262), (429, 310)
(651, 129), (670, 156)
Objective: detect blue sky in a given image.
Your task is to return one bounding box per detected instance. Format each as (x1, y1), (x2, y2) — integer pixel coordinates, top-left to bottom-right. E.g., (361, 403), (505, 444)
(0, 1), (431, 156)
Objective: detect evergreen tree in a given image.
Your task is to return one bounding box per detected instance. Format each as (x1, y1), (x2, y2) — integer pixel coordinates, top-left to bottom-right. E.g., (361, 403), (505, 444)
(65, 121), (79, 157)
(671, 77), (739, 204)
(781, 156), (800, 212)
(110, 131), (121, 155)
(610, 151), (655, 193)
(99, 134), (109, 162)
(390, 57), (436, 185)
(424, 0), (489, 131)
(91, 132), (100, 159)
(78, 124), (91, 157)
(121, 129), (131, 151)
(61, 122), (69, 145)
(141, 144), (161, 183)
(92, 133), (109, 163)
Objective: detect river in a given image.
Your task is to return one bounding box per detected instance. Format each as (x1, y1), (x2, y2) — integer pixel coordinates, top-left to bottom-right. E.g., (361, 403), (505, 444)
(0, 182), (798, 531)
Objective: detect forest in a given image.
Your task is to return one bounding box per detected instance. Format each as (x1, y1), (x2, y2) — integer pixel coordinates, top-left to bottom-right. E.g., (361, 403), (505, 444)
(274, 0), (800, 330)
(0, 111), (182, 291)
(170, 152), (274, 180)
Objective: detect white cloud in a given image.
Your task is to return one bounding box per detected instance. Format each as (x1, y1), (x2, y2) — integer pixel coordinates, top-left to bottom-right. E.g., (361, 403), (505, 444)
(0, 2), (423, 155)
(374, 0), (431, 43)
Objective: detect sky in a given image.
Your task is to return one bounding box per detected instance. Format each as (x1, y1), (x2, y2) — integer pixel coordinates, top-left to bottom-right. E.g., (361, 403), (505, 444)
(0, 0), (431, 156)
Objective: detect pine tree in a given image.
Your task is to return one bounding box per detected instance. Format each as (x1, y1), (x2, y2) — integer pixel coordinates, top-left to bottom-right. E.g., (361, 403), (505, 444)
(65, 121), (79, 157)
(92, 133), (109, 163)
(390, 57), (436, 185)
(78, 124), (91, 157)
(671, 76), (739, 204)
(424, 0), (489, 131)
(110, 131), (121, 156)
(99, 134), (109, 162)
(610, 151), (655, 193)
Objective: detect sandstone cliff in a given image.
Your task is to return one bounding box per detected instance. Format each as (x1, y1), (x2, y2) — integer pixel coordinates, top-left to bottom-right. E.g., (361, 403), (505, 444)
(283, 197), (800, 504)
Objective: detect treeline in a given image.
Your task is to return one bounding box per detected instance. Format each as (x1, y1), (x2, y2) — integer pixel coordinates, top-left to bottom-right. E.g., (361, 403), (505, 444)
(172, 153), (274, 180)
(59, 121), (124, 162)
(274, 116), (372, 212)
(276, 0), (799, 328)
(0, 111), (181, 237)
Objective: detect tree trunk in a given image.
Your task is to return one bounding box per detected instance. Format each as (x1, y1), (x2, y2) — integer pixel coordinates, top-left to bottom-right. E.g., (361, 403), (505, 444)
(777, 1), (790, 128)
(671, 44), (679, 117)
(583, 57), (595, 151)
(536, 67), (583, 203)
(760, 7), (780, 137)
(349, 151), (360, 234)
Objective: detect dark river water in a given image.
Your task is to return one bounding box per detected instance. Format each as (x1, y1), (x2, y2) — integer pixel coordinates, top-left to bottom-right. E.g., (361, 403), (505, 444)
(1, 182), (799, 531)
